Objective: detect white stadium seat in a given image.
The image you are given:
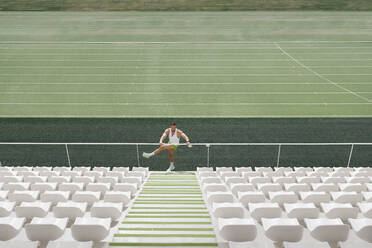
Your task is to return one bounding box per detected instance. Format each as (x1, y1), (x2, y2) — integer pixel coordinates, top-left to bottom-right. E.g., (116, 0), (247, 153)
(0, 202), (16, 217)
(238, 191), (265, 205)
(262, 218), (303, 243)
(3, 182), (30, 192)
(71, 217), (111, 242)
(320, 203), (358, 221)
(357, 202), (372, 218)
(90, 202), (123, 220)
(284, 183), (311, 194)
(305, 218), (349, 245)
(230, 183), (255, 196)
(206, 191), (234, 205)
(218, 218), (257, 242)
(268, 191), (298, 205)
(202, 183), (228, 192)
(0, 217), (25, 241)
(72, 191), (101, 207)
(299, 191), (330, 206)
(53, 202), (87, 220)
(30, 182), (58, 192)
(15, 202), (51, 219)
(284, 203), (319, 220)
(212, 202), (245, 218)
(103, 191), (131, 205)
(41, 191), (70, 205)
(330, 191), (362, 205)
(348, 218), (372, 243)
(25, 217), (68, 243)
(9, 190), (39, 203)
(248, 203), (282, 221)
(113, 183), (137, 196)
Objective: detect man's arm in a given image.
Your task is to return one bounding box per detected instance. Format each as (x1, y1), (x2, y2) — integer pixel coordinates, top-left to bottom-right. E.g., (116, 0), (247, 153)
(179, 130), (190, 145)
(159, 129), (169, 145)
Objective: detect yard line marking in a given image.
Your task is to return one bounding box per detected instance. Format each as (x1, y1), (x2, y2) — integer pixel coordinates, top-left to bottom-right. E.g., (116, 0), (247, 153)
(1, 65), (372, 69)
(1, 41), (372, 44)
(2, 73), (372, 76)
(0, 102), (370, 106)
(1, 46), (372, 50)
(0, 82), (371, 85)
(0, 73), (372, 76)
(0, 82), (370, 85)
(0, 91), (362, 95)
(276, 43), (371, 103)
(0, 73), (318, 76)
(1, 115), (372, 118)
(1, 52), (372, 55)
(2, 59), (372, 62)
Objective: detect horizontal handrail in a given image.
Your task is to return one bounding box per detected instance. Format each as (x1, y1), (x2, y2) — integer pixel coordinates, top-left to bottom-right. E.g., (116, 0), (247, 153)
(0, 142), (372, 146)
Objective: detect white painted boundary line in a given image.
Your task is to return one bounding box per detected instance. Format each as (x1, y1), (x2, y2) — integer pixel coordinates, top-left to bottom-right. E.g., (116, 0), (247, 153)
(2, 52), (372, 55)
(1, 41), (372, 44)
(0, 102), (371, 106)
(2, 59), (372, 62)
(0, 46), (372, 50)
(0, 82), (371, 85)
(0, 91), (366, 95)
(1, 46), (372, 50)
(1, 65), (372, 68)
(276, 43), (371, 103)
(2, 73), (372, 76)
(1, 115), (372, 118)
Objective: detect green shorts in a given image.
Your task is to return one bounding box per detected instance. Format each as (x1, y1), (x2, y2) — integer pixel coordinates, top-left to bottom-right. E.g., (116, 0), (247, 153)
(168, 141), (178, 150)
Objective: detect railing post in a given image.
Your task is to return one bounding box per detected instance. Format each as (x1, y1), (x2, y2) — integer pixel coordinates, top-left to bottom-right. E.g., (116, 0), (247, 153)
(65, 144), (71, 167)
(276, 144), (281, 168)
(347, 144), (354, 168)
(206, 144), (210, 167)
(136, 144), (140, 167)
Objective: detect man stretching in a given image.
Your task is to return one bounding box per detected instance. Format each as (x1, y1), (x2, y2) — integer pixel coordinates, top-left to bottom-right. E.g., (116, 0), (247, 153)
(142, 122), (190, 172)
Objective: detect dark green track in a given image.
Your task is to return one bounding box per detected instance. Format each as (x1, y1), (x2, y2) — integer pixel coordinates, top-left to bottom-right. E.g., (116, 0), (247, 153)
(0, 118), (371, 169)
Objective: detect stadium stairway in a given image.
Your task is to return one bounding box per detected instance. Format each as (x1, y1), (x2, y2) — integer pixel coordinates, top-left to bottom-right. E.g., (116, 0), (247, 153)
(109, 171), (218, 248)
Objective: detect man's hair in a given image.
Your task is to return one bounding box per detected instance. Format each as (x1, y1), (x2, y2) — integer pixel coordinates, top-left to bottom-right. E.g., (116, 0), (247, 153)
(171, 122), (176, 126)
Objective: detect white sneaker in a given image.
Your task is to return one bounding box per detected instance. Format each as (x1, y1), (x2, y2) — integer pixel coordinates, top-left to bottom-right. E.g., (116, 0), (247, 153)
(143, 152), (151, 159)
(166, 164), (175, 172)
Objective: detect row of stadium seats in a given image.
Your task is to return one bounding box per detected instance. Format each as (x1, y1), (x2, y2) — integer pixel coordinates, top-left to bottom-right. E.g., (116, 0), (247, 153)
(0, 166), (147, 248)
(197, 167), (372, 248)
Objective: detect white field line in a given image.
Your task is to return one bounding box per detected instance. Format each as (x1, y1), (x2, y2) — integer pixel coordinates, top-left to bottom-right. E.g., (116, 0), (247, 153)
(276, 43), (371, 103)
(1, 65), (372, 68)
(2, 73), (372, 76)
(0, 46), (371, 50)
(0, 102), (371, 106)
(1, 115), (372, 118)
(1, 41), (372, 44)
(1, 52), (372, 55)
(0, 82), (370, 85)
(2, 59), (372, 62)
(0, 91), (368, 95)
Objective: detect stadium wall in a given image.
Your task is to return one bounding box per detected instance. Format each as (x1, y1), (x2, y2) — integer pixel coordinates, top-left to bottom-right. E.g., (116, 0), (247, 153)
(0, 0), (372, 11)
(0, 118), (371, 170)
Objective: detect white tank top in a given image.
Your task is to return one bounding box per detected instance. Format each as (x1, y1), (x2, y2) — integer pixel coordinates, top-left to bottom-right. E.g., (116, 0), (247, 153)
(168, 128), (180, 145)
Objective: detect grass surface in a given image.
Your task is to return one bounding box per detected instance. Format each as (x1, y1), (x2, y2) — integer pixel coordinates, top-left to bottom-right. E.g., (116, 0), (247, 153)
(1, 12), (372, 117)
(1, 0), (372, 11)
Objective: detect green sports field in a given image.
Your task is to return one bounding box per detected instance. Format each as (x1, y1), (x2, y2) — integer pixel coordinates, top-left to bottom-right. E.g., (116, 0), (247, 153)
(0, 11), (372, 117)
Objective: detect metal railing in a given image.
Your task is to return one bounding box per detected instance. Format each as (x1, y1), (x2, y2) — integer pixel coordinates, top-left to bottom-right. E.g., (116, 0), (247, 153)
(0, 142), (371, 168)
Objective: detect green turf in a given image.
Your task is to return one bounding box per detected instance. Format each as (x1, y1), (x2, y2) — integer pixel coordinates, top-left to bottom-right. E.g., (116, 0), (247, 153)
(0, 12), (372, 117)
(1, 0), (372, 11)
